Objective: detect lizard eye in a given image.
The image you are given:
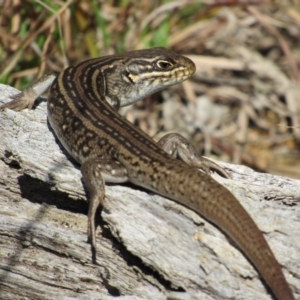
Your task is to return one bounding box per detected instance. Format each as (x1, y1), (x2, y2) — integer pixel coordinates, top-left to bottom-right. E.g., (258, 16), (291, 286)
(156, 60), (173, 69)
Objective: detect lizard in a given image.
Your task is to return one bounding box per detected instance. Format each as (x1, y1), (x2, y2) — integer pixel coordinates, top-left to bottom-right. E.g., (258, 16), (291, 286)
(0, 47), (294, 299)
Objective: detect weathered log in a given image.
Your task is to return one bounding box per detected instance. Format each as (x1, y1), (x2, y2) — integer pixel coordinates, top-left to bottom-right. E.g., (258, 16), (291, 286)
(0, 84), (299, 299)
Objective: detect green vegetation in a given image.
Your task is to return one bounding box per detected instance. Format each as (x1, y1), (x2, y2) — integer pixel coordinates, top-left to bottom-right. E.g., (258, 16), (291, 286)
(0, 0), (206, 89)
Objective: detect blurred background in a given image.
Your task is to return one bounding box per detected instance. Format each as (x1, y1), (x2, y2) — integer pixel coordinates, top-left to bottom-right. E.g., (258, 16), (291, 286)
(1, 0), (300, 178)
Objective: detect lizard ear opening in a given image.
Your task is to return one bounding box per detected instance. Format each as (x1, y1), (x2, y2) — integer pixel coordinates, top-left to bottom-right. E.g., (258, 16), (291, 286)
(122, 71), (136, 84)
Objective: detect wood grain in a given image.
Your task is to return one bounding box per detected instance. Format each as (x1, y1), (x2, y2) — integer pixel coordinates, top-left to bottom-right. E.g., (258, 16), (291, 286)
(0, 84), (299, 300)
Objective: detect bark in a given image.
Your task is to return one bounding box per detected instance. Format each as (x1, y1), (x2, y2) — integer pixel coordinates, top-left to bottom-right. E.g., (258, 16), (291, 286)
(0, 84), (299, 300)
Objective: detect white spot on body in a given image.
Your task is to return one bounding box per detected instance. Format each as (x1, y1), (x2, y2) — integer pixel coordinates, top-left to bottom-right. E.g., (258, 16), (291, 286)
(83, 146), (89, 152)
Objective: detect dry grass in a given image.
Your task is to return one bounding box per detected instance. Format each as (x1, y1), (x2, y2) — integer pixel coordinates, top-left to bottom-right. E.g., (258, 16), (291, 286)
(1, 0), (300, 178)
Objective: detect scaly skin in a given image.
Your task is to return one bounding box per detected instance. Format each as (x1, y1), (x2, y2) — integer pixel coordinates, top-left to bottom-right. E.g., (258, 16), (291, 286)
(1, 48), (294, 299)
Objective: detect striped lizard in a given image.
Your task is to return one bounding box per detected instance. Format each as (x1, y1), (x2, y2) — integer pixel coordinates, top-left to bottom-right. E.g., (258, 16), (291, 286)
(1, 48), (294, 299)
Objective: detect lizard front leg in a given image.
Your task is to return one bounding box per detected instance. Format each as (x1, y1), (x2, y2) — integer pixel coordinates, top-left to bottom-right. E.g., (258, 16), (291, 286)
(0, 72), (57, 111)
(81, 157), (128, 249)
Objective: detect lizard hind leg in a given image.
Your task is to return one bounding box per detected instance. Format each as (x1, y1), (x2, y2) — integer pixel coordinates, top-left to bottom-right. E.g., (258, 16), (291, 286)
(81, 157), (128, 249)
(157, 132), (231, 179)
